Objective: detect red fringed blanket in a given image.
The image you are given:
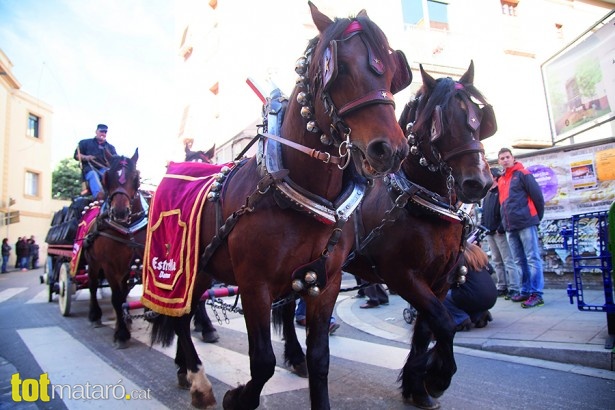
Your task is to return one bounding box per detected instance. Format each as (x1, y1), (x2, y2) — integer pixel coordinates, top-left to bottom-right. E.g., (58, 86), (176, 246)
(141, 161), (232, 316)
(70, 205), (100, 276)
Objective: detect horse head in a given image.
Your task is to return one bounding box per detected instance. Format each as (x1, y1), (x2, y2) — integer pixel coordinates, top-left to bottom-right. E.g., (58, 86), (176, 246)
(102, 148), (140, 223)
(401, 61), (495, 203)
(285, 2), (410, 181)
(185, 143), (215, 163)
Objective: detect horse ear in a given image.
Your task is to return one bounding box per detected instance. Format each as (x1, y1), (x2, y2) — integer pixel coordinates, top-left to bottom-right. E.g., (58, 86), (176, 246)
(205, 144), (215, 161)
(102, 171), (108, 189)
(185, 143), (191, 155)
(357, 9), (369, 19)
(104, 149), (113, 161)
(459, 60), (475, 85)
(132, 148), (139, 164)
(309, 1), (333, 33)
(419, 64), (436, 91)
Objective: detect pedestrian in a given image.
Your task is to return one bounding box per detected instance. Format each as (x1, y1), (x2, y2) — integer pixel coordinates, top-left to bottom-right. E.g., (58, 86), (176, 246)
(73, 123), (118, 200)
(1, 238), (11, 273)
(497, 147), (546, 308)
(14, 237), (21, 269)
(17, 237), (30, 271)
(295, 298), (340, 335)
(28, 236), (39, 270)
(359, 282), (389, 309)
(444, 242), (497, 331)
(481, 167), (521, 299)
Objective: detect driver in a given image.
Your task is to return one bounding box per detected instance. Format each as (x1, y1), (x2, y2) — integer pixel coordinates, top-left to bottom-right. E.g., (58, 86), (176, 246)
(74, 123), (117, 200)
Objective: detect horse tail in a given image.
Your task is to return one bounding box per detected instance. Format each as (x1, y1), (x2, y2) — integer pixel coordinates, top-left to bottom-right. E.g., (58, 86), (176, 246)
(150, 314), (177, 347)
(271, 304), (285, 336)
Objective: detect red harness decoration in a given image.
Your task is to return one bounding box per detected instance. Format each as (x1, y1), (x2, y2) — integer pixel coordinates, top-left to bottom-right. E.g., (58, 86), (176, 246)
(141, 161), (232, 316)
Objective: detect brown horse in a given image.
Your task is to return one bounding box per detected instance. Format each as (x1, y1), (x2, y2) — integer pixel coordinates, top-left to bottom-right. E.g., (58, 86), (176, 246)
(85, 149), (149, 348)
(185, 143), (216, 163)
(275, 62), (496, 409)
(344, 61), (496, 408)
(146, 2), (411, 408)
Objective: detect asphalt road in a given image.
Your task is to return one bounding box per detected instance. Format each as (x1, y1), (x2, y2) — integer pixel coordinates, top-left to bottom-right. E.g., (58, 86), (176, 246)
(1, 268), (613, 409)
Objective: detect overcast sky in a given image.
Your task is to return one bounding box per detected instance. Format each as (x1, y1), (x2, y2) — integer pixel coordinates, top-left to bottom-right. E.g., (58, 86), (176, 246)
(0, 0), (178, 183)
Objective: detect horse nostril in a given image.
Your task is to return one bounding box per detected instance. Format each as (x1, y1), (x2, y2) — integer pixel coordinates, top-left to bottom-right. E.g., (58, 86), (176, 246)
(367, 140), (393, 161)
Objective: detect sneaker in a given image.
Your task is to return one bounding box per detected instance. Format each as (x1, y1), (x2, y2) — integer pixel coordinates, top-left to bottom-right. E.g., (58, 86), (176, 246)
(497, 289), (508, 297)
(521, 294), (544, 308)
(328, 323), (340, 335)
(510, 293), (529, 302)
(295, 318), (306, 327)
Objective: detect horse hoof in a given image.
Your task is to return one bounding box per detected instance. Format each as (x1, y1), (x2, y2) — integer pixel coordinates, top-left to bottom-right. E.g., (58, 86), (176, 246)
(191, 389), (216, 409)
(202, 330), (219, 343)
(177, 373), (191, 390)
(404, 395), (440, 410)
(115, 340), (129, 350)
(291, 362), (308, 378)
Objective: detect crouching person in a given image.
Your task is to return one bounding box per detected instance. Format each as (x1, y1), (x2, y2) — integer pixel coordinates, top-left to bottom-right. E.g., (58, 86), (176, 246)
(444, 242), (497, 332)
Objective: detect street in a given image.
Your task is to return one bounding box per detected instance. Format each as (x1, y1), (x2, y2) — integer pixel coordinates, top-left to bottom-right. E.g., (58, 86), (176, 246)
(1, 268), (613, 409)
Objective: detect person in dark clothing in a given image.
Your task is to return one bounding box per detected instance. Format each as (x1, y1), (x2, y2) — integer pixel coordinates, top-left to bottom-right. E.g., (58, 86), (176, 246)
(359, 282), (389, 309)
(2, 238), (11, 273)
(74, 123), (117, 200)
(28, 236), (39, 270)
(482, 167), (520, 298)
(498, 147), (546, 308)
(14, 237), (21, 269)
(16, 237), (29, 271)
(444, 242), (498, 331)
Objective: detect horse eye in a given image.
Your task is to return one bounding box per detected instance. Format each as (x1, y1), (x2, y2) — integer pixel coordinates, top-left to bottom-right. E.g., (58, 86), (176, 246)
(337, 63), (348, 75)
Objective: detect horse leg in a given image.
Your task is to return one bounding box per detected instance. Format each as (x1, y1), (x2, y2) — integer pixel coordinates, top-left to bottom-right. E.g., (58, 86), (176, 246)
(176, 314), (216, 409)
(272, 301), (307, 378)
(110, 277), (131, 349)
(88, 266), (103, 327)
(423, 300), (457, 398)
(175, 332), (191, 390)
(303, 284), (340, 410)
(194, 300), (219, 343)
(223, 295), (276, 410)
(400, 314), (440, 410)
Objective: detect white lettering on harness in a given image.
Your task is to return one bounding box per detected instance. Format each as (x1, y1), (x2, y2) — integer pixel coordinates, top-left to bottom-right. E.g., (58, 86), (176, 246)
(152, 256), (177, 279)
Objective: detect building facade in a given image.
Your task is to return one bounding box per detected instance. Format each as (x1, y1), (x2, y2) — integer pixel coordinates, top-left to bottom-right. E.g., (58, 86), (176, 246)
(0, 49), (56, 267)
(174, 0), (615, 162)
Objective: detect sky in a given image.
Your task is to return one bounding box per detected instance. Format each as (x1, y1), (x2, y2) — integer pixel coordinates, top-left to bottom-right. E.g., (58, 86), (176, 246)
(0, 0), (179, 184)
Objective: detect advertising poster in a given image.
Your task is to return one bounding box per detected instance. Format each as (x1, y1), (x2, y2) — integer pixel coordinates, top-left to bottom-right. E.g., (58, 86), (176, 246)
(541, 11), (615, 143)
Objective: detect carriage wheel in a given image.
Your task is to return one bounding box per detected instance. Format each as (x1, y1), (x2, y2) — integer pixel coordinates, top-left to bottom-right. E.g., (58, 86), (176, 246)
(46, 256), (57, 303)
(58, 262), (73, 316)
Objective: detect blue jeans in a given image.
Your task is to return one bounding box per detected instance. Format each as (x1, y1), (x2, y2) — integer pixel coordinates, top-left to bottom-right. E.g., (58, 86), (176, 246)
(1, 255), (8, 272)
(295, 298), (336, 324)
(20, 256), (28, 270)
(85, 168), (108, 198)
(506, 226), (544, 297)
(486, 232), (520, 293)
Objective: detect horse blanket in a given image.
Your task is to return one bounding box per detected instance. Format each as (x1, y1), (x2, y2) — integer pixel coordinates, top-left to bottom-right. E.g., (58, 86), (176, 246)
(70, 204), (100, 276)
(141, 161), (232, 316)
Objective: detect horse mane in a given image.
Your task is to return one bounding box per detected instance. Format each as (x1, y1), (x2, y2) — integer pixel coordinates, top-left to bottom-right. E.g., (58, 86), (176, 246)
(307, 14), (400, 87)
(413, 77), (456, 133)
(105, 154), (140, 190)
(461, 243), (489, 272)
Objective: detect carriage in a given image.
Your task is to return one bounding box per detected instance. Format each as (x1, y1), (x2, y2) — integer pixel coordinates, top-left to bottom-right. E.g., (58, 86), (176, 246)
(42, 194), (145, 317)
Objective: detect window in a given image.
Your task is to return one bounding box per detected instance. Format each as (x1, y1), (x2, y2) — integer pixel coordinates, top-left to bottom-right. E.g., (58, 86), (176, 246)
(402, 0), (449, 30)
(501, 0), (519, 16)
(25, 171), (40, 197)
(27, 114), (40, 138)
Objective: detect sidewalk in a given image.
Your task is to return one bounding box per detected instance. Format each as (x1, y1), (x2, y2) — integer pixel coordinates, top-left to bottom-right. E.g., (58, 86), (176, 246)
(336, 278), (615, 373)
